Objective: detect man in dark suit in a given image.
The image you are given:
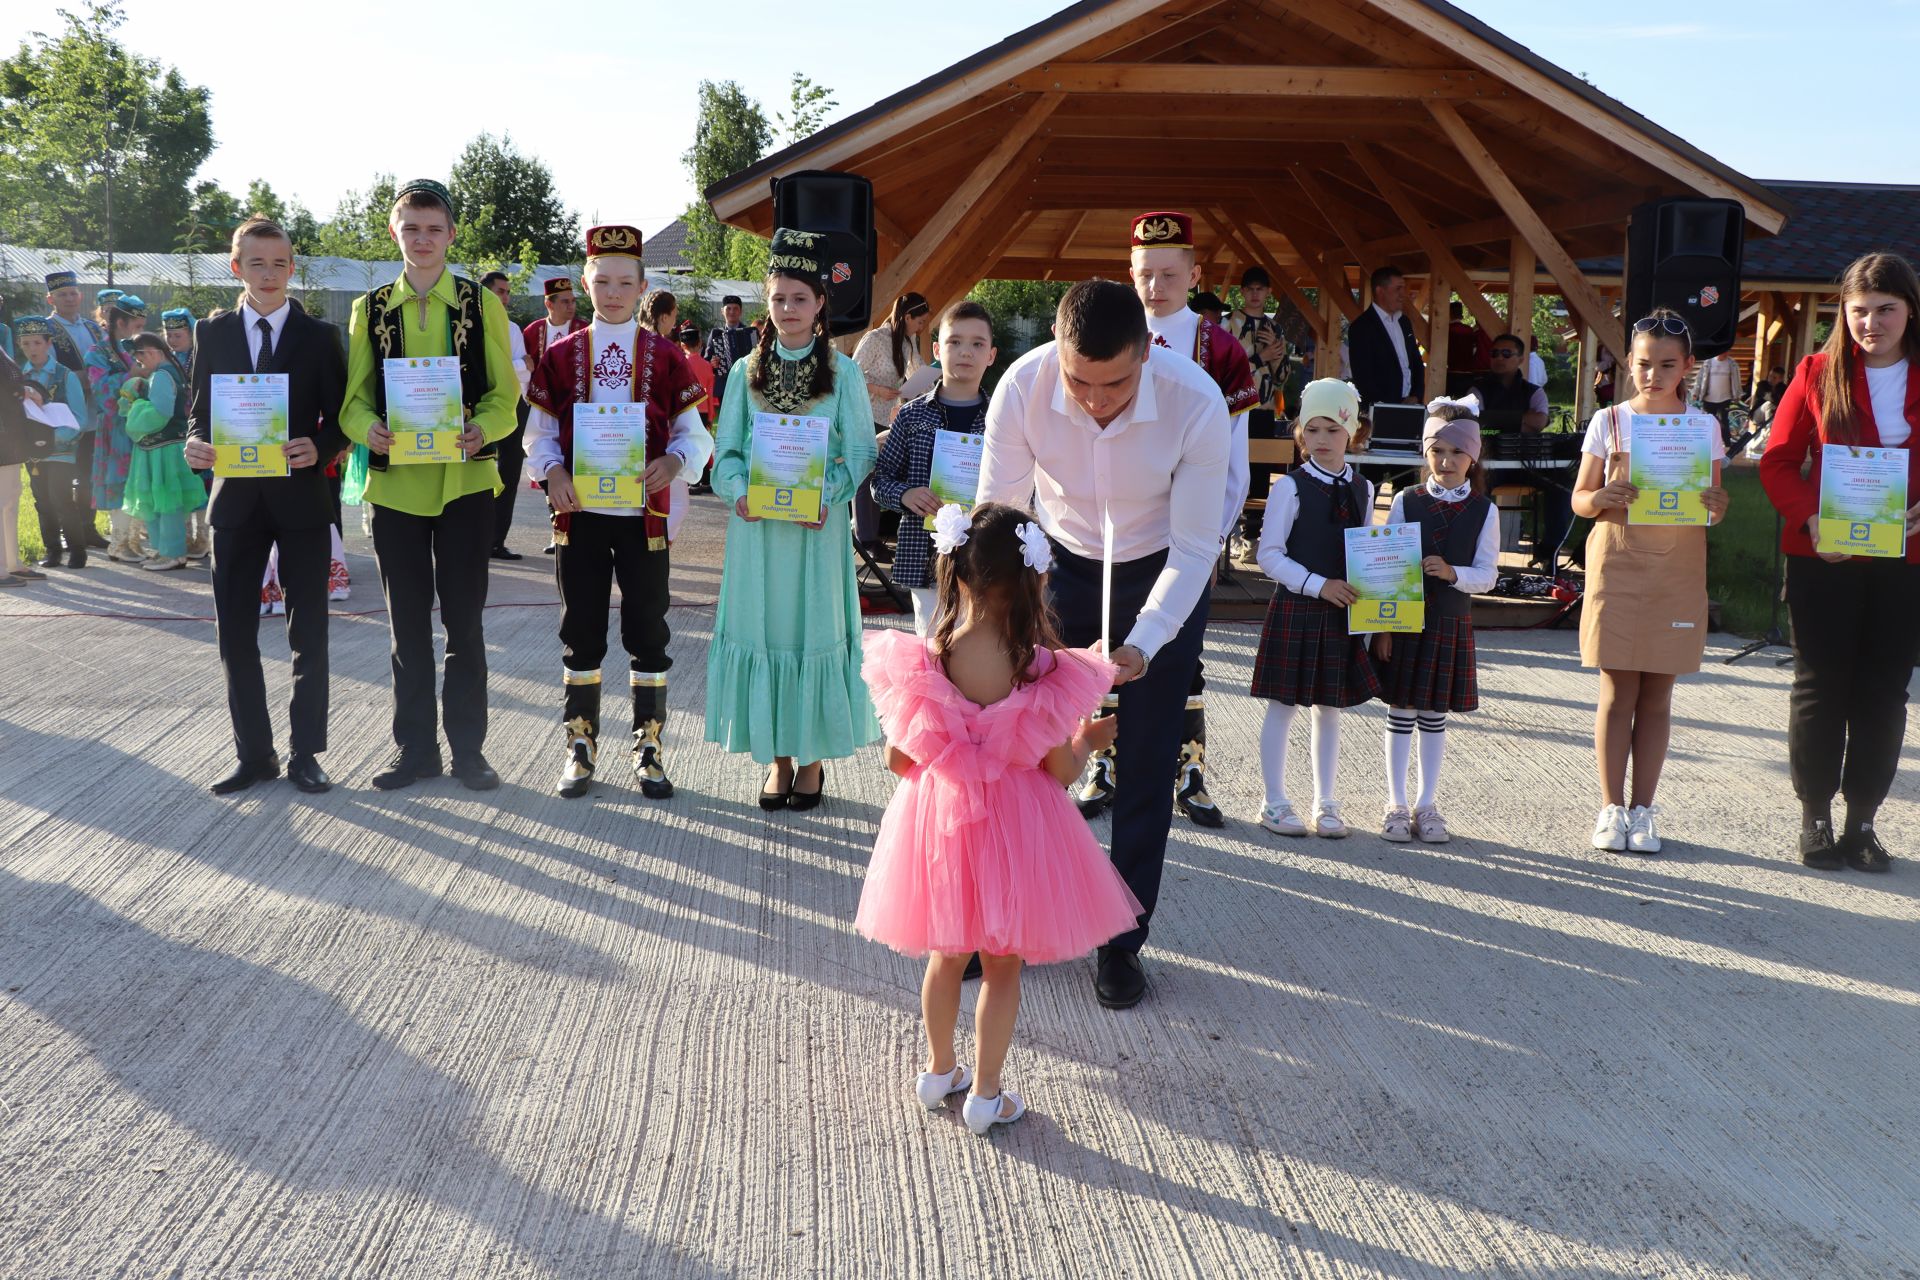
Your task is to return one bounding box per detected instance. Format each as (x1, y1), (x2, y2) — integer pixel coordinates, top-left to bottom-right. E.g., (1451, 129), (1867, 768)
(1346, 265), (1424, 413)
(183, 215), (348, 796)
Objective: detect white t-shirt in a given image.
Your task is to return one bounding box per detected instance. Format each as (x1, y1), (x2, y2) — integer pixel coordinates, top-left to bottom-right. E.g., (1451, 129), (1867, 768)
(1146, 307), (1200, 361)
(1582, 405), (1727, 461)
(1864, 360), (1911, 449)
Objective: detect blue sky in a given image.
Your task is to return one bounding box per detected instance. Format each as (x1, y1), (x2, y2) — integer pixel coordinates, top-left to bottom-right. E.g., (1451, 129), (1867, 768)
(12, 1), (1917, 240)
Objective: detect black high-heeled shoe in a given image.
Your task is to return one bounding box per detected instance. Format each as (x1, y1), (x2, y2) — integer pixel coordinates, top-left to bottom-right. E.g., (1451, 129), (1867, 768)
(788, 762), (826, 812)
(759, 765), (793, 811)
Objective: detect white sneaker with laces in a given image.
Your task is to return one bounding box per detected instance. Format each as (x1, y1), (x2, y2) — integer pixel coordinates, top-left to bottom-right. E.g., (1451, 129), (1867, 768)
(961, 1089), (1026, 1135)
(1259, 802), (1307, 836)
(1591, 804), (1628, 852)
(914, 1063), (972, 1110)
(1381, 805), (1413, 842)
(1625, 805), (1663, 854)
(1312, 803), (1349, 839)
(1413, 805), (1451, 844)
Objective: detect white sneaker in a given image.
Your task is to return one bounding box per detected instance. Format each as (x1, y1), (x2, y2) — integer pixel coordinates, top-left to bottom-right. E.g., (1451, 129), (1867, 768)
(1312, 802), (1349, 839)
(1591, 804), (1628, 852)
(1625, 805), (1663, 855)
(1259, 802), (1308, 836)
(914, 1063), (972, 1110)
(269, 598), (285, 616)
(1381, 805), (1413, 842)
(961, 1089), (1026, 1135)
(141, 556), (188, 572)
(328, 586), (350, 602)
(1413, 805), (1451, 844)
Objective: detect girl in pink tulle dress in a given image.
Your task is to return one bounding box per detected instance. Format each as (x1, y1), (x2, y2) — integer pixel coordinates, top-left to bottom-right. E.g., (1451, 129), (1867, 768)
(857, 502), (1141, 1135)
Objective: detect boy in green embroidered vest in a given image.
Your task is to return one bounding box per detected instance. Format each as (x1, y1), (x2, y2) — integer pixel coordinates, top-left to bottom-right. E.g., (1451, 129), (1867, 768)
(340, 177), (519, 791)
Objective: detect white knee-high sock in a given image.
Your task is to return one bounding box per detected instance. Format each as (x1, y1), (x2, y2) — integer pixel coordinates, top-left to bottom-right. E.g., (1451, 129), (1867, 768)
(1385, 708), (1416, 808)
(1310, 705), (1343, 808)
(1260, 702), (1298, 809)
(1415, 713), (1448, 810)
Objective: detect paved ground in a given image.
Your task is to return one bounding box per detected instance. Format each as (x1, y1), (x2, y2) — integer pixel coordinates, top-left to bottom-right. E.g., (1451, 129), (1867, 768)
(1, 492), (1916, 1280)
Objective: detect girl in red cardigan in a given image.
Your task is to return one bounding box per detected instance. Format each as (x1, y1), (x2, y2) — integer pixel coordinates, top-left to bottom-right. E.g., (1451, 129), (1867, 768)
(1760, 252), (1920, 873)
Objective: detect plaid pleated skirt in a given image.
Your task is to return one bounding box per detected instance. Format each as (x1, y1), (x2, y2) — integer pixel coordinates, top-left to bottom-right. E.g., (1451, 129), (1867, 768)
(1250, 593), (1382, 707)
(1377, 614), (1479, 713)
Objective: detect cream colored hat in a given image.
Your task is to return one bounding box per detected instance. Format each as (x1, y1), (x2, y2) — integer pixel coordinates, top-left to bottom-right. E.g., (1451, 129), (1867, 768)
(1296, 378), (1363, 437)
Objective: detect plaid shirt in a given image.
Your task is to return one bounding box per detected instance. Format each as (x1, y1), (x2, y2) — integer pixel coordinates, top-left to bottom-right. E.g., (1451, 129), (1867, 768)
(871, 387), (988, 588)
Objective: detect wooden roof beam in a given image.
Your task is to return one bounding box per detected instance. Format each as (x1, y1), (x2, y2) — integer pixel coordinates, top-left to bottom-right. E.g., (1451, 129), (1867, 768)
(872, 92), (1063, 306)
(1286, 166), (1378, 277)
(1006, 64), (1510, 99)
(1425, 100), (1626, 366)
(1348, 142), (1506, 336)
(1200, 208), (1327, 341)
(1243, 193), (1363, 325)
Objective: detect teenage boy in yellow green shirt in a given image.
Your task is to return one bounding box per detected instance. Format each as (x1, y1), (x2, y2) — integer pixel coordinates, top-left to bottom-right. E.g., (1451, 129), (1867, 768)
(340, 177), (518, 790)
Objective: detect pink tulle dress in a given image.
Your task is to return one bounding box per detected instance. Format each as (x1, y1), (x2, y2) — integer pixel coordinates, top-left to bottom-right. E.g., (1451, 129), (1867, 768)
(855, 629), (1144, 964)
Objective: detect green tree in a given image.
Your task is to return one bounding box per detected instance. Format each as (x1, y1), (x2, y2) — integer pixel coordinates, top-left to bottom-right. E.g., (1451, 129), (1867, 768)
(448, 132), (579, 263)
(681, 80), (774, 276)
(307, 174), (398, 260)
(0, 3), (214, 261)
(776, 73), (837, 144)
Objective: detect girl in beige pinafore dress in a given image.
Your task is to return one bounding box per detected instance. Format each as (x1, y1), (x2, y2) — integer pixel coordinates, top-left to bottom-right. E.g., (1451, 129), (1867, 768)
(1573, 310), (1729, 856)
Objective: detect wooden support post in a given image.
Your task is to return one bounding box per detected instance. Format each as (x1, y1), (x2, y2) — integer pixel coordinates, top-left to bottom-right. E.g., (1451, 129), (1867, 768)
(1576, 322), (1597, 423)
(1318, 284), (1339, 378)
(1751, 293), (1774, 399)
(1424, 101), (1627, 369)
(1794, 290), (1822, 368)
(871, 92), (1063, 307)
(1424, 272), (1451, 402)
(1347, 142), (1506, 338)
(1507, 235), (1535, 338)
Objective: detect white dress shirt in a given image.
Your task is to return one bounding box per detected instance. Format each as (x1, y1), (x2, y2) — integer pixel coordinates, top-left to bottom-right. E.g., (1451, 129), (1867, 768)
(506, 321), (529, 396)
(240, 299), (292, 366)
(1150, 307), (1250, 539)
(1526, 351), (1548, 388)
(1255, 459), (1376, 598)
(1385, 478), (1501, 596)
(523, 319), (714, 518)
(1374, 303), (1411, 399)
(979, 342), (1229, 659)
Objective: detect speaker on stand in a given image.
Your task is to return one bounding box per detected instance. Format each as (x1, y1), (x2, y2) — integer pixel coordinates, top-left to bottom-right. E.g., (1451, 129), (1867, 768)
(1625, 197), (1745, 357)
(770, 170), (877, 338)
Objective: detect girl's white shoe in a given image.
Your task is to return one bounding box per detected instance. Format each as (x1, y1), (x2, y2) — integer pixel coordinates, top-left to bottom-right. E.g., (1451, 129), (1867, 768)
(1259, 803), (1308, 836)
(1381, 805), (1413, 842)
(914, 1063), (972, 1110)
(1312, 802), (1349, 839)
(961, 1089), (1026, 1136)
(1625, 805), (1663, 855)
(1591, 804), (1628, 852)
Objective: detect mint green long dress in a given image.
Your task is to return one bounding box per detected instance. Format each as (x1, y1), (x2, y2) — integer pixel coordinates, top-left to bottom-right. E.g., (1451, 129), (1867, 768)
(705, 341), (880, 765)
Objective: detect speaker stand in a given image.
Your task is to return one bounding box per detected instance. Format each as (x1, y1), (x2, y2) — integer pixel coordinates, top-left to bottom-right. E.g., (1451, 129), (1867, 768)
(1724, 510), (1793, 666)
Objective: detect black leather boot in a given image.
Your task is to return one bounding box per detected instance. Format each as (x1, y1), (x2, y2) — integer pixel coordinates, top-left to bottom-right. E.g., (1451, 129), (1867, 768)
(1074, 695), (1118, 819)
(631, 672), (674, 799)
(557, 671), (600, 799)
(1174, 697), (1225, 828)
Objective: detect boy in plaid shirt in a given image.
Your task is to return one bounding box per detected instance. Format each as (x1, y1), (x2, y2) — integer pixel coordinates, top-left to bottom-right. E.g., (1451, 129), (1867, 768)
(870, 301), (998, 634)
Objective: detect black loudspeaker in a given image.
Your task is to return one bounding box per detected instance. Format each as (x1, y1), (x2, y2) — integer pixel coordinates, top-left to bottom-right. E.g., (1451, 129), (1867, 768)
(771, 170), (876, 337)
(1625, 198), (1746, 358)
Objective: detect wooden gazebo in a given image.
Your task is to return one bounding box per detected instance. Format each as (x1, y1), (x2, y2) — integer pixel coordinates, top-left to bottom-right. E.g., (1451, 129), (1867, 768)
(707, 0), (1788, 413)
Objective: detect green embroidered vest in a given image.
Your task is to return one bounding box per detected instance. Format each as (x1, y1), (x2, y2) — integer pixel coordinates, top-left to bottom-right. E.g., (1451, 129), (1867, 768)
(364, 273), (496, 469)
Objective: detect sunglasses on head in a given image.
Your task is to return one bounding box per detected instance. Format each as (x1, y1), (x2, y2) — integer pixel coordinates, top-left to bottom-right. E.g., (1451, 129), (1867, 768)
(1632, 314), (1690, 337)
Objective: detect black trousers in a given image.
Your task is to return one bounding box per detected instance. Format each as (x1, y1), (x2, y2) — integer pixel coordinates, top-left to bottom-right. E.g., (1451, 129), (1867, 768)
(1785, 554), (1920, 817)
(370, 489), (493, 758)
(212, 522), (330, 763)
(556, 511), (673, 674)
(1050, 544), (1210, 952)
(29, 461), (89, 553)
(493, 403), (528, 549)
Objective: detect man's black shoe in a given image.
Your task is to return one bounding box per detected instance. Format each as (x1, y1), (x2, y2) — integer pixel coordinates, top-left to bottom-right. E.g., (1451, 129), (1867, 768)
(490, 546), (523, 561)
(1094, 946), (1147, 1009)
(372, 751), (442, 790)
(39, 551), (62, 569)
(84, 529), (109, 550)
(1842, 826), (1893, 873)
(452, 753), (501, 791)
(210, 756), (280, 796)
(1799, 821), (1844, 871)
(287, 753), (332, 794)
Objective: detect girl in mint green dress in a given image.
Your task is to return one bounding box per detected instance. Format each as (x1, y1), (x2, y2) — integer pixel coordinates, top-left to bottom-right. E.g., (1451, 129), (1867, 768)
(705, 230), (879, 809)
(120, 334), (206, 570)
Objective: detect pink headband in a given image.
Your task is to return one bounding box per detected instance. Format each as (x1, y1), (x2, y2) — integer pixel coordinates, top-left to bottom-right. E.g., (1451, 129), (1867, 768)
(1422, 395), (1483, 462)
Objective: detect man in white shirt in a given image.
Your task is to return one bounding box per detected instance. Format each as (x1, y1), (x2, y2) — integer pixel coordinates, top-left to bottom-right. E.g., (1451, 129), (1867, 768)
(1346, 266), (1424, 411)
(482, 271), (532, 560)
(979, 278), (1229, 1010)
(1695, 349), (1742, 433)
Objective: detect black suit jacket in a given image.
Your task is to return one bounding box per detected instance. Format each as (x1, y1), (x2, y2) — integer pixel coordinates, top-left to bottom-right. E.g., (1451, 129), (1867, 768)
(1347, 306), (1424, 411)
(188, 307), (348, 531)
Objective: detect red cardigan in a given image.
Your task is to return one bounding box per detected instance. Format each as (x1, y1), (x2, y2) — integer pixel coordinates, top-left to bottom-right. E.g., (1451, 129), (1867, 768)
(1759, 351), (1920, 563)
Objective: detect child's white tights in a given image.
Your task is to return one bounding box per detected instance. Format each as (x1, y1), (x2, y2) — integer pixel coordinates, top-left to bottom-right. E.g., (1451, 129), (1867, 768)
(1260, 702), (1342, 811)
(1385, 708), (1449, 811)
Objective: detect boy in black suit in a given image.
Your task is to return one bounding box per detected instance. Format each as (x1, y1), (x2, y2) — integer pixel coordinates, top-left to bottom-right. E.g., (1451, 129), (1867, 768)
(184, 215), (348, 795)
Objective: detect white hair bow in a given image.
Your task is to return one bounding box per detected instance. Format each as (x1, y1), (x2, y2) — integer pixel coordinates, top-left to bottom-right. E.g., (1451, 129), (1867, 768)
(930, 503), (971, 555)
(1016, 521), (1054, 574)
